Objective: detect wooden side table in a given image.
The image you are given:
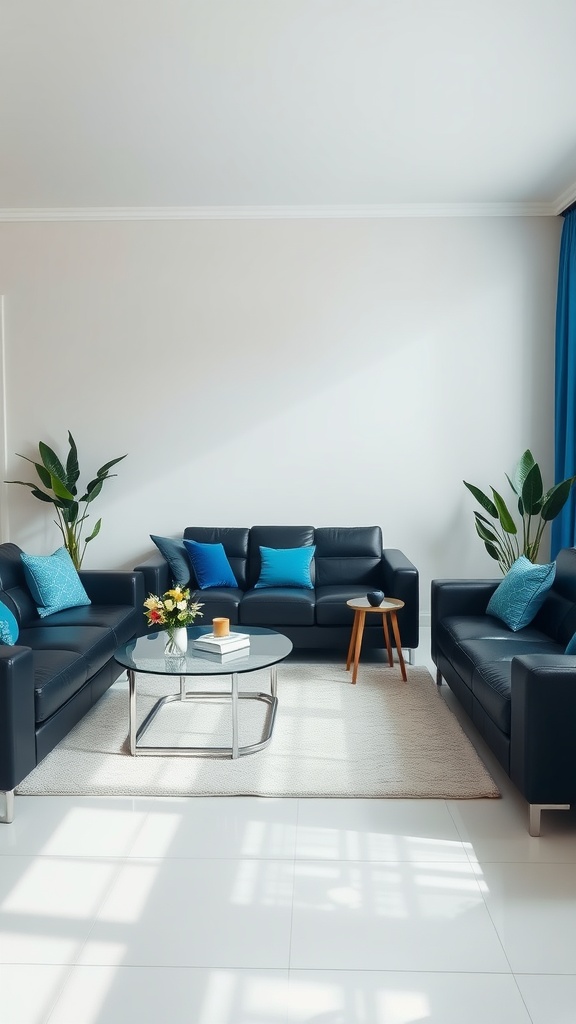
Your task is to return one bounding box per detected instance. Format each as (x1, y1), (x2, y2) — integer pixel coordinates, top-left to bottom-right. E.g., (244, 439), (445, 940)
(346, 597), (407, 684)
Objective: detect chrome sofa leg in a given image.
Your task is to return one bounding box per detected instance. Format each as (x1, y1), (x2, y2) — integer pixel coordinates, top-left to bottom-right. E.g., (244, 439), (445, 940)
(436, 668), (443, 686)
(0, 790), (14, 824)
(406, 648), (415, 666)
(529, 803), (570, 837)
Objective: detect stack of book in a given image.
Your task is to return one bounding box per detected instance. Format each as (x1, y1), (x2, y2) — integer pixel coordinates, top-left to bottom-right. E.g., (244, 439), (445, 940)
(192, 631), (251, 662)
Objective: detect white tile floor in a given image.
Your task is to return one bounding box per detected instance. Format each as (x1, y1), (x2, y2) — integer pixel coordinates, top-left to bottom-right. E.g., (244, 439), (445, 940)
(1, 630), (576, 1023)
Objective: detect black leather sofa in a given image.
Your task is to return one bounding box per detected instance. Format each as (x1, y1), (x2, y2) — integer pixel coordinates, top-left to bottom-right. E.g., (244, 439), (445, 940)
(432, 547), (576, 836)
(134, 525), (419, 654)
(0, 542), (144, 823)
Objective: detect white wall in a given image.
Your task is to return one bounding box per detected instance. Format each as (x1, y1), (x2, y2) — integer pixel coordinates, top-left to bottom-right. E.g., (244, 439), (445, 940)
(0, 215), (561, 617)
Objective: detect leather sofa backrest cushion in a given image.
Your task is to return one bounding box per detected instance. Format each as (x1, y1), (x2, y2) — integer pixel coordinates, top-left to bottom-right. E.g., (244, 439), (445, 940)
(314, 526), (383, 586)
(183, 527), (249, 589)
(532, 548), (576, 645)
(247, 526), (315, 588)
(0, 542), (41, 627)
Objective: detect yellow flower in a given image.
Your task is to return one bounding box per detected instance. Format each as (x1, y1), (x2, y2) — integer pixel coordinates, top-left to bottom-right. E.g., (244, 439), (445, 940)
(143, 596), (161, 610)
(163, 599), (175, 612)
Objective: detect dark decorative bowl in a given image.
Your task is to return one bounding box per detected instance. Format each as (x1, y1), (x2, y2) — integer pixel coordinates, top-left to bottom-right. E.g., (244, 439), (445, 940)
(367, 590), (385, 606)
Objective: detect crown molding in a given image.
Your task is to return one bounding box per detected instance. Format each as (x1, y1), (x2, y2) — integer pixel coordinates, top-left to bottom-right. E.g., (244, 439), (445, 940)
(554, 180), (576, 215)
(0, 201), (558, 222)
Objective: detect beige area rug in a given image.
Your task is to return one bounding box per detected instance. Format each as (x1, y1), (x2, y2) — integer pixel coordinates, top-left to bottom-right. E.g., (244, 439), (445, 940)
(16, 663), (499, 799)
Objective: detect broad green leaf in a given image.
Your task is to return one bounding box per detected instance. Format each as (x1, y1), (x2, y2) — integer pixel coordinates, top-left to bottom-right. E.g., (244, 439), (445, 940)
(513, 449), (536, 492)
(96, 454), (127, 478)
(463, 481), (498, 518)
(65, 432), (80, 491)
(85, 518), (102, 543)
(506, 472), (519, 496)
(540, 478), (576, 521)
(521, 462), (543, 515)
(49, 473), (75, 501)
(491, 488), (517, 534)
(39, 442), (67, 486)
(484, 540), (501, 562)
(473, 514), (502, 545)
(83, 478), (104, 503)
(30, 487), (55, 504)
(15, 455), (52, 489)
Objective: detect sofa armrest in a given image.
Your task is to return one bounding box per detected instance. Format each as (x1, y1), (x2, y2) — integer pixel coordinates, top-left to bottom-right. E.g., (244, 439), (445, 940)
(431, 578), (500, 664)
(431, 578), (500, 621)
(78, 570), (145, 609)
(510, 654), (576, 806)
(0, 646), (37, 792)
(382, 549), (419, 649)
(132, 554), (171, 599)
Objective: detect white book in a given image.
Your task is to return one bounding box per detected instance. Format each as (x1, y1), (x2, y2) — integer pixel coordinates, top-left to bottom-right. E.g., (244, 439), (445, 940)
(192, 646), (251, 663)
(193, 632), (250, 652)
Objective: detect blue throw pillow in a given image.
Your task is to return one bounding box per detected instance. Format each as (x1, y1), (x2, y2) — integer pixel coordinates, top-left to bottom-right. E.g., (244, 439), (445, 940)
(486, 555), (556, 632)
(183, 540), (238, 589)
(20, 547), (91, 618)
(150, 534), (191, 586)
(0, 599), (19, 644)
(254, 545), (315, 589)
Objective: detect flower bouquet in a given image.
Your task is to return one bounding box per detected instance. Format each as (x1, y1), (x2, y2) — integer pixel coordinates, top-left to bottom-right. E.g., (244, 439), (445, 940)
(143, 587), (204, 655)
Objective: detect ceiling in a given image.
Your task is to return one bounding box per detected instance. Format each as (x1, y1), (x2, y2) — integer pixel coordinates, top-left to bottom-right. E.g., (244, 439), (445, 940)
(2, 0), (576, 217)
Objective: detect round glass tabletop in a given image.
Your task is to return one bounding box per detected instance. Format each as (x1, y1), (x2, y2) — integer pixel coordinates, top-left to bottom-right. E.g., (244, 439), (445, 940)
(115, 624), (293, 677)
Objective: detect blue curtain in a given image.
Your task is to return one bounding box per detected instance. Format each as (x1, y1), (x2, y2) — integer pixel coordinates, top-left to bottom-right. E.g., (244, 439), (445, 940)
(552, 209), (576, 558)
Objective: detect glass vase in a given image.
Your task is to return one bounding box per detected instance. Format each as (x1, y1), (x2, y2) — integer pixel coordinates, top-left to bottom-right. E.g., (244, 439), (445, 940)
(164, 626), (188, 657)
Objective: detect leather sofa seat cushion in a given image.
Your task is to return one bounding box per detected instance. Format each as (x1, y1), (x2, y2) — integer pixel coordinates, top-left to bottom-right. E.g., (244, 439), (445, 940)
(315, 586), (385, 626)
(436, 616), (555, 683)
(31, 649), (89, 723)
(240, 588), (315, 626)
(20, 625), (117, 680)
(26, 604), (140, 648)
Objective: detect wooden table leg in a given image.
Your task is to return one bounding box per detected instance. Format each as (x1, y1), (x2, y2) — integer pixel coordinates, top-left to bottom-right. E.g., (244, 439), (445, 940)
(390, 612), (407, 682)
(351, 610), (366, 684)
(382, 614), (394, 667)
(346, 611), (359, 671)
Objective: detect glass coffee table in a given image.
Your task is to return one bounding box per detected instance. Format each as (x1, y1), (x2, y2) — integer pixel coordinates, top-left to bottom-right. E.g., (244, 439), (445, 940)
(115, 625), (293, 759)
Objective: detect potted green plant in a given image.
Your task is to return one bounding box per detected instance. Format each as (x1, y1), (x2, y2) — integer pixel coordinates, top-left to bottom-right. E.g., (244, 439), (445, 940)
(464, 449), (576, 573)
(5, 431), (127, 569)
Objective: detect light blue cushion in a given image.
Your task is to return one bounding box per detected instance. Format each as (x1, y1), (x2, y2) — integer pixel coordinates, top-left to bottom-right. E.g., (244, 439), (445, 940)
(151, 534), (190, 586)
(254, 545), (315, 589)
(565, 633), (576, 654)
(20, 547), (91, 618)
(183, 540), (238, 589)
(0, 599), (19, 644)
(486, 555), (556, 632)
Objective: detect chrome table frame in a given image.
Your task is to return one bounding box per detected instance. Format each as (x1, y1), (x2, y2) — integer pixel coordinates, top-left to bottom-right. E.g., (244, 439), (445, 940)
(128, 664), (279, 759)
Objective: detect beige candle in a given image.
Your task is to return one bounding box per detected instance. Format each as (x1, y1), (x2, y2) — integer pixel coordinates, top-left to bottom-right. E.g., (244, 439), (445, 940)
(213, 617), (230, 638)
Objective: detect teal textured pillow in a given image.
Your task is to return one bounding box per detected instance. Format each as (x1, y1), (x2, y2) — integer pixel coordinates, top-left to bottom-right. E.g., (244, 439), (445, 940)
(254, 545), (315, 589)
(151, 535), (190, 586)
(486, 556), (556, 632)
(183, 540), (238, 589)
(20, 547), (91, 618)
(0, 599), (19, 644)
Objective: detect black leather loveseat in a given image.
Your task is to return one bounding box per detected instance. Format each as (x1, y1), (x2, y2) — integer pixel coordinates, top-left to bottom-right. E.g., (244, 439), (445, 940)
(134, 525), (419, 655)
(0, 542), (144, 823)
(432, 547), (576, 836)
